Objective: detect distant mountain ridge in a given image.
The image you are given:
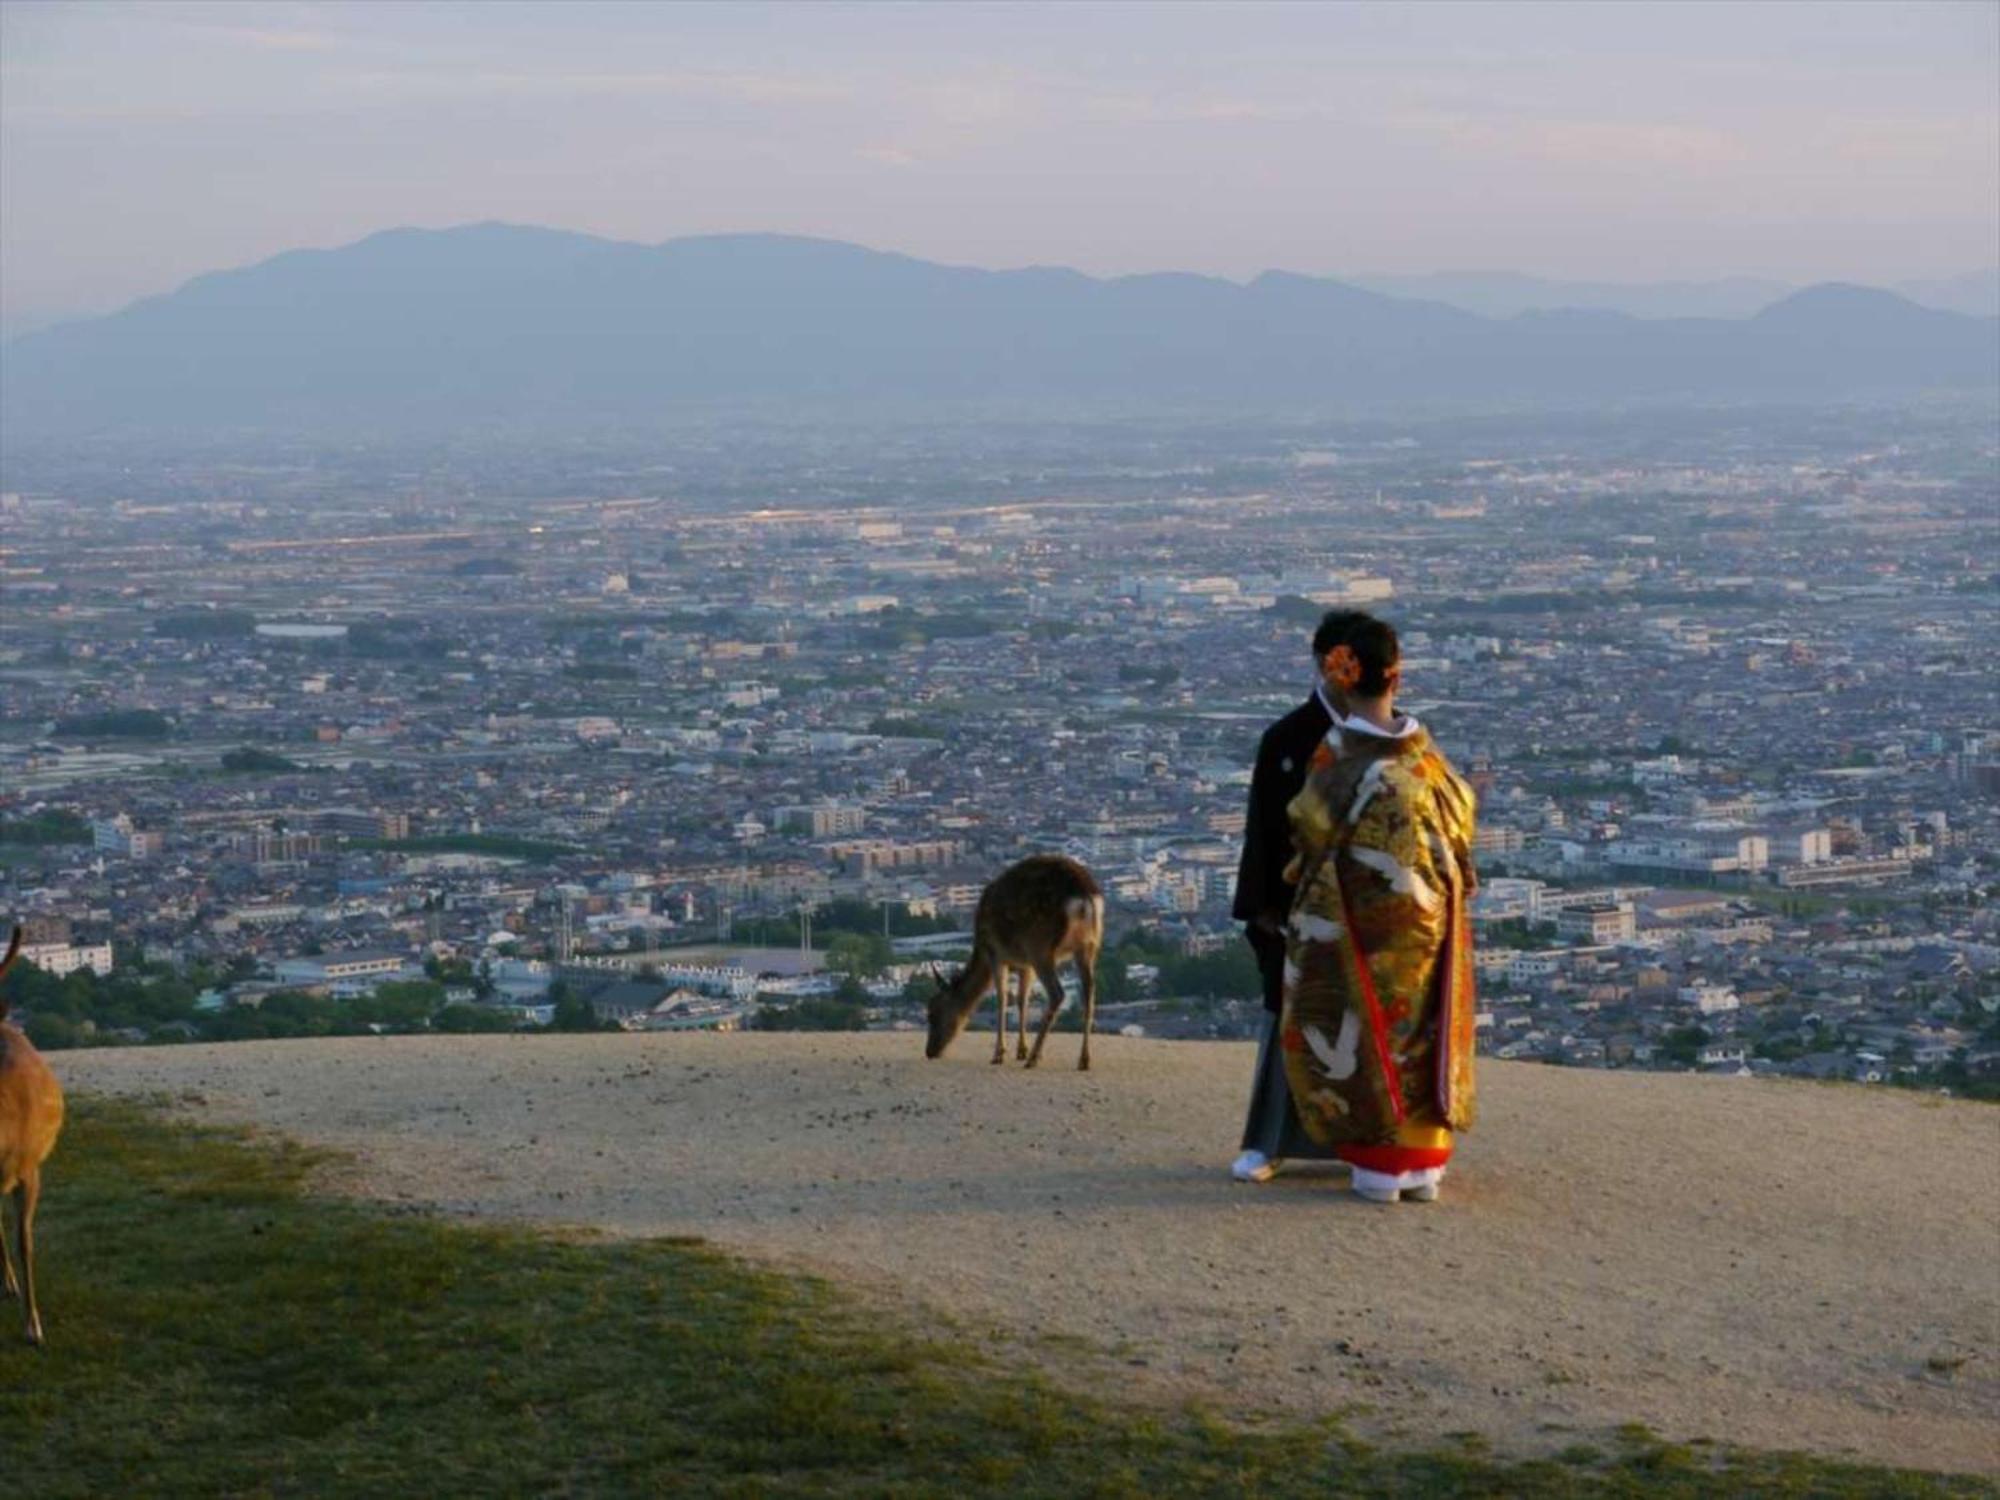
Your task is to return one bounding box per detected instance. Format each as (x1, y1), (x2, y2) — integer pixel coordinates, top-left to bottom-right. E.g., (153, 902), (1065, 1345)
(1345, 270), (1794, 321)
(3, 224), (1994, 438)
(1346, 268), (2000, 320)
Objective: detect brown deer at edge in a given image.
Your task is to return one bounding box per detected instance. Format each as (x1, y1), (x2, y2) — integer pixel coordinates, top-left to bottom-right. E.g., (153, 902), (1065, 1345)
(923, 856), (1105, 1070)
(0, 926), (65, 1345)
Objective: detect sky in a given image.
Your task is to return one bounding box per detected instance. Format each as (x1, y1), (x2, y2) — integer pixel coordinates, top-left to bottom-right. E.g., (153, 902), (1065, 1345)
(3, 0), (1996, 330)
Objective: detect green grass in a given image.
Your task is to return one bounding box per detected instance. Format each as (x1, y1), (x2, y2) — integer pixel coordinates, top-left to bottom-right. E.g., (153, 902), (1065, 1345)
(1725, 886), (1902, 920)
(3, 1099), (1990, 1499)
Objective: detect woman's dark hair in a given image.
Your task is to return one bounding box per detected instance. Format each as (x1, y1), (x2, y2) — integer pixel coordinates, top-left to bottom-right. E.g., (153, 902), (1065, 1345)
(1312, 608), (1368, 660)
(1346, 615), (1401, 697)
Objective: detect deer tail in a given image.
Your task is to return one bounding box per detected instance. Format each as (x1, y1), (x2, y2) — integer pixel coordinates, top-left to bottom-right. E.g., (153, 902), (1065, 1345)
(1066, 895), (1105, 940)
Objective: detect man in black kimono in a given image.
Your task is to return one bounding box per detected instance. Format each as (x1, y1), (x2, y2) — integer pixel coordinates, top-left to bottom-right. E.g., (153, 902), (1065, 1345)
(1228, 609), (1364, 1181)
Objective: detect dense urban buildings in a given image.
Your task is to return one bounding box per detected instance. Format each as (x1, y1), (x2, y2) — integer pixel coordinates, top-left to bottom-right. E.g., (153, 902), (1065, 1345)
(1, 402), (1995, 1092)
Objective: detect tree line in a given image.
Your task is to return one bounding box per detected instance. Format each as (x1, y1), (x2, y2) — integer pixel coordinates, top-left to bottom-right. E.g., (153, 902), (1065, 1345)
(0, 958), (613, 1050)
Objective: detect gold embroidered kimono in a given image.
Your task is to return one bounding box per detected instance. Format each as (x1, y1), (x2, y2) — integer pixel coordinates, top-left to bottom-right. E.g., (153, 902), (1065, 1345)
(1279, 724), (1479, 1158)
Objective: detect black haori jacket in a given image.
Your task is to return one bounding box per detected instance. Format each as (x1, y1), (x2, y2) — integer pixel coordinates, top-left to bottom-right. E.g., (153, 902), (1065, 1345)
(1233, 691), (1335, 1011)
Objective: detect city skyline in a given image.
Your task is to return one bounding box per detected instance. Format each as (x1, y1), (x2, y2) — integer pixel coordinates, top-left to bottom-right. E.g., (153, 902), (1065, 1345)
(3, 400), (1993, 1089)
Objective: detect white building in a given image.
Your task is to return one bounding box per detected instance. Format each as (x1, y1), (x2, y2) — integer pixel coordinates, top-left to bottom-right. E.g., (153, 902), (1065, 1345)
(1678, 981), (1741, 1015)
(1632, 755), (1694, 786)
(93, 815), (159, 859)
(272, 950), (416, 998)
(1767, 827), (1833, 866)
(214, 902), (306, 932)
(487, 958), (556, 1004)
(774, 802), (866, 838)
(1476, 877), (1549, 923)
(1277, 572), (1395, 605)
(1506, 952), (1563, 985)
(634, 992), (745, 1032)
(1557, 902), (1637, 945)
(20, 941), (114, 978)
(832, 594), (900, 615)
(1606, 833), (1768, 875)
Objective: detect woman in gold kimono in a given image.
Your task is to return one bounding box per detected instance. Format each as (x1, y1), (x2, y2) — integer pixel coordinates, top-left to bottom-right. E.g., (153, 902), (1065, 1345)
(1279, 615), (1479, 1204)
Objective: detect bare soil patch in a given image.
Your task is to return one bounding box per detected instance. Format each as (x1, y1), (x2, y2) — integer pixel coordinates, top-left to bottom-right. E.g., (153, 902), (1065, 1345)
(57, 1033), (2000, 1474)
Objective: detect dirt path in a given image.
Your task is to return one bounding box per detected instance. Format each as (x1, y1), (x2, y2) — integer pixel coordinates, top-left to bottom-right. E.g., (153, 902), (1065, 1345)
(57, 1033), (2000, 1475)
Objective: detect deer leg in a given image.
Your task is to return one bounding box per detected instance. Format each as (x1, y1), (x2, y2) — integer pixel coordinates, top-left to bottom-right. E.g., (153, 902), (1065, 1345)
(1015, 968), (1030, 1060)
(1024, 963), (1066, 1069)
(990, 964), (1008, 1064)
(1077, 953), (1098, 1072)
(0, 1191), (16, 1300)
(13, 1173), (40, 1346)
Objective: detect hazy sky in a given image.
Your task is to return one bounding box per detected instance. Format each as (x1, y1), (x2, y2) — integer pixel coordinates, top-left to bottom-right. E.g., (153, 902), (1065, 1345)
(3, 0), (1996, 327)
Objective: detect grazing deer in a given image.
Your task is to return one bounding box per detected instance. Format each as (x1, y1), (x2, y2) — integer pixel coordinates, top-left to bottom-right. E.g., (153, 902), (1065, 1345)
(923, 856), (1104, 1070)
(0, 926), (64, 1345)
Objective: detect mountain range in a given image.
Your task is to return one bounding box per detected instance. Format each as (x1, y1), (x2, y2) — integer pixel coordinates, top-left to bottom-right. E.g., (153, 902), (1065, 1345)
(3, 224), (1994, 438)
(1345, 268), (2000, 321)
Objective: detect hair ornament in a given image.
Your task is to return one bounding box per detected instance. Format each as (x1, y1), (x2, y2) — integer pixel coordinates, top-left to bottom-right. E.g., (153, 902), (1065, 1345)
(1325, 644), (1363, 691)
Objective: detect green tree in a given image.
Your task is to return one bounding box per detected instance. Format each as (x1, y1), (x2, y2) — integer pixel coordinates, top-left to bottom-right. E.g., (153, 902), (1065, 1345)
(350, 980), (445, 1028)
(547, 981), (608, 1032)
(1155, 945), (1262, 1001)
(0, 809), (91, 846)
(425, 955), (478, 986)
(54, 708), (173, 739)
(901, 971), (945, 1008)
(435, 1003), (518, 1034)
(22, 1013), (83, 1050)
(753, 998), (866, 1032)
(825, 932), (894, 979)
(255, 991), (350, 1039)
(1660, 1025), (1710, 1066)
(221, 746), (302, 773)
(155, 609), (256, 639)
(1094, 954), (1137, 1005)
(203, 991), (353, 1042)
(810, 899), (957, 941)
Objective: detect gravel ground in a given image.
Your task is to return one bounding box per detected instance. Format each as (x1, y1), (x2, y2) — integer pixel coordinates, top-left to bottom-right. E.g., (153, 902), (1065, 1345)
(55, 1032), (2000, 1475)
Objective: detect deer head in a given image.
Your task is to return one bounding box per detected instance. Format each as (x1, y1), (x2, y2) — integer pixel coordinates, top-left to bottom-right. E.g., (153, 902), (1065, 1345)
(922, 962), (981, 1060)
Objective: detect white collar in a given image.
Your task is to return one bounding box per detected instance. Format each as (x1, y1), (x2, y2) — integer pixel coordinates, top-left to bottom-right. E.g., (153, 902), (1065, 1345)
(1314, 684), (1420, 742)
(1338, 709), (1422, 741)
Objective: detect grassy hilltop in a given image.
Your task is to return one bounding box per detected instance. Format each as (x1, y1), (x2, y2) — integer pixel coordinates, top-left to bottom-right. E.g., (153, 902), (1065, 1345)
(2, 1097), (1986, 1499)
